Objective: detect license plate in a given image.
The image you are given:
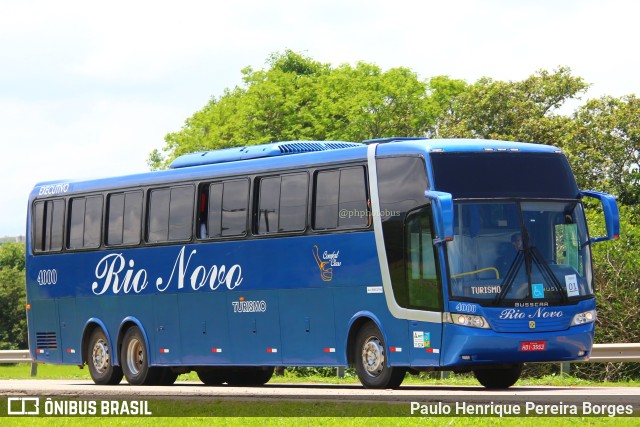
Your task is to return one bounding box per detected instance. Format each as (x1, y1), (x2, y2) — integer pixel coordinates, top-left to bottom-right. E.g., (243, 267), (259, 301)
(520, 341), (546, 352)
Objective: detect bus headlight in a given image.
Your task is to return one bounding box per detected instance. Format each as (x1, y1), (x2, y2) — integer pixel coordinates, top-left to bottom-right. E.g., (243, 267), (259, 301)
(571, 310), (597, 326)
(445, 313), (490, 329)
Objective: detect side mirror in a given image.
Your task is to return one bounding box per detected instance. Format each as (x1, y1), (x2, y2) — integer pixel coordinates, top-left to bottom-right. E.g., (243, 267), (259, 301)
(580, 190), (620, 243)
(425, 190), (454, 244)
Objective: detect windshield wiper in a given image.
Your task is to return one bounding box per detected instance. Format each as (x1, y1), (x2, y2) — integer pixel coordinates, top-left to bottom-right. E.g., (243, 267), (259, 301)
(493, 250), (525, 305)
(529, 246), (569, 303)
(493, 246), (569, 305)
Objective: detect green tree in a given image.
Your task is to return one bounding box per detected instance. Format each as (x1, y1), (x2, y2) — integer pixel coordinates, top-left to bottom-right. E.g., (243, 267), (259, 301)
(150, 50), (436, 169)
(566, 95), (640, 205)
(423, 75), (468, 137)
(437, 67), (588, 146)
(0, 267), (27, 350)
(0, 242), (26, 270)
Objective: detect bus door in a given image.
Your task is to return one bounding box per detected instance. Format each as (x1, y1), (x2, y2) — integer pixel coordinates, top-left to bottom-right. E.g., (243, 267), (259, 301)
(404, 208), (444, 367)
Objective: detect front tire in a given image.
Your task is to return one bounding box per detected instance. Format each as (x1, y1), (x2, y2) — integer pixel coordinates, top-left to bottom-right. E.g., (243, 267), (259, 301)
(473, 364), (523, 389)
(120, 326), (157, 385)
(354, 322), (406, 389)
(87, 328), (123, 385)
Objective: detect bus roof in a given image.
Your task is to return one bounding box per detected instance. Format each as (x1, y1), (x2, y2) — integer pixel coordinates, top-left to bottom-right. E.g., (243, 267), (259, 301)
(29, 138), (562, 199)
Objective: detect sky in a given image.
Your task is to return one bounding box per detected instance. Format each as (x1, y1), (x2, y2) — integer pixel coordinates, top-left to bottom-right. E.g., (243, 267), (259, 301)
(1, 0), (639, 237)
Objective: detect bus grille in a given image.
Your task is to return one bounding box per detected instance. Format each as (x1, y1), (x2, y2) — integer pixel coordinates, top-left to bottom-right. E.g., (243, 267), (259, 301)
(490, 317), (571, 333)
(36, 332), (58, 349)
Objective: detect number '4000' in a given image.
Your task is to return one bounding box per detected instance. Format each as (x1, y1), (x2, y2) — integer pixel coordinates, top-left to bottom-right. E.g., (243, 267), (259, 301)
(37, 269), (57, 285)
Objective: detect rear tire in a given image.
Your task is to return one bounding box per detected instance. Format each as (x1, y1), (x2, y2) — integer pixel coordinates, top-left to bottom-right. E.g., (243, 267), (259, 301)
(120, 326), (157, 385)
(154, 367), (178, 385)
(227, 367), (274, 386)
(87, 328), (123, 385)
(197, 367), (228, 385)
(354, 322), (406, 389)
(473, 364), (523, 389)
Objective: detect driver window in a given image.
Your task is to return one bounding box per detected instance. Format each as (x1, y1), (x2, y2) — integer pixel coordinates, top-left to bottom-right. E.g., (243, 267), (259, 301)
(404, 209), (442, 311)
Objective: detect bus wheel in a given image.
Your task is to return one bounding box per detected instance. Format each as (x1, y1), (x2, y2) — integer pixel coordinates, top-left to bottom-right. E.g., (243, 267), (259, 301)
(155, 368), (178, 385)
(473, 364), (523, 389)
(87, 328), (123, 385)
(121, 326), (156, 385)
(227, 367), (274, 386)
(354, 322), (406, 389)
(197, 367), (228, 385)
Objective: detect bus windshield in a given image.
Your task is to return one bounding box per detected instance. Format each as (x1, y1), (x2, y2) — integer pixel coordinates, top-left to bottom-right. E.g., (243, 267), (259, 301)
(446, 200), (593, 305)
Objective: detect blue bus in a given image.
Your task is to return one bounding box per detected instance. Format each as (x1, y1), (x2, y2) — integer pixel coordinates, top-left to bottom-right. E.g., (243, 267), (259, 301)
(25, 138), (619, 389)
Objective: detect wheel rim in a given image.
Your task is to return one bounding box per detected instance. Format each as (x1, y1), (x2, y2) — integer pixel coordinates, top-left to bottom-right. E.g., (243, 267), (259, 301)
(92, 338), (110, 374)
(126, 337), (144, 376)
(361, 336), (385, 377)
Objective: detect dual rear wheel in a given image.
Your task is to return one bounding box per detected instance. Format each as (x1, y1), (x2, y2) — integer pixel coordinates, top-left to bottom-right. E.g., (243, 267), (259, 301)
(120, 326), (178, 385)
(87, 329), (123, 385)
(86, 326), (177, 386)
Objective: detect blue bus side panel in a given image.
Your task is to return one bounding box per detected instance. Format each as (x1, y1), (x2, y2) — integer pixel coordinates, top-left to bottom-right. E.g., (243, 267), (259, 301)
(29, 299), (60, 363)
(153, 293), (181, 364)
(58, 297), (81, 364)
(279, 288), (338, 365)
(332, 288), (412, 367)
(409, 321), (443, 367)
(177, 292), (232, 365)
(227, 290), (283, 365)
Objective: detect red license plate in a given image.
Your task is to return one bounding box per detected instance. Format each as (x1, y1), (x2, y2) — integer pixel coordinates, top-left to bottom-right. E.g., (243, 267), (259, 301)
(520, 341), (546, 352)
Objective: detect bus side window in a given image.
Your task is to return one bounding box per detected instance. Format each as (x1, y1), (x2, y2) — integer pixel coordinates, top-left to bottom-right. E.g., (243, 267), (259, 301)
(106, 191), (142, 246)
(313, 166), (368, 230)
(208, 183), (223, 238)
(147, 185), (194, 243)
(198, 187), (208, 239)
(256, 174), (307, 234)
(221, 179), (249, 236)
(204, 179), (249, 239)
(32, 199), (65, 252)
(68, 195), (103, 250)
